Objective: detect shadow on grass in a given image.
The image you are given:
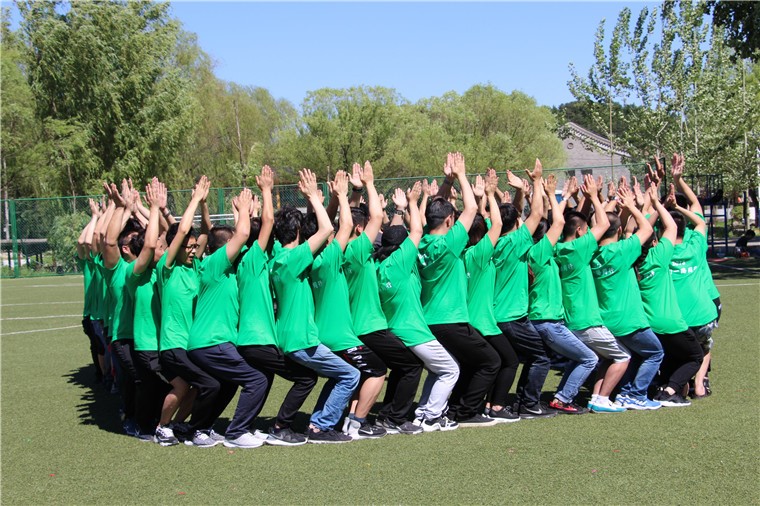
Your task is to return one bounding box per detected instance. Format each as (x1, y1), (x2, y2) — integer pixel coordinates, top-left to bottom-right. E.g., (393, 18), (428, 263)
(64, 365), (124, 435)
(709, 257), (760, 281)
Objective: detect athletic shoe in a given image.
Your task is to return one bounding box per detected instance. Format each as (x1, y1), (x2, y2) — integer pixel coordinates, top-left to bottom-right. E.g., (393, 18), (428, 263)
(208, 429), (226, 442)
(377, 418), (424, 435)
(457, 413), (499, 427)
(253, 429), (269, 441)
(307, 428), (352, 444)
(123, 418), (139, 436)
(266, 426), (307, 446)
(616, 394), (661, 410)
(439, 416), (459, 431)
(549, 398), (589, 415)
(154, 425), (179, 446)
(171, 422), (192, 444)
(185, 430), (221, 447)
(518, 402), (558, 419)
(654, 391), (691, 408)
(134, 429), (154, 442)
(488, 406), (520, 423)
(224, 432), (265, 448)
(589, 398), (626, 413)
(358, 422), (386, 439)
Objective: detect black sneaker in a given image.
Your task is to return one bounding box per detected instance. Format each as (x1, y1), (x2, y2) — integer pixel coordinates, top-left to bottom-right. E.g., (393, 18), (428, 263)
(154, 425), (179, 446)
(518, 401), (558, 419)
(457, 413), (499, 427)
(377, 418), (423, 435)
(358, 422), (386, 439)
(489, 406), (520, 423)
(654, 391), (692, 408)
(267, 426), (308, 446)
(549, 398), (589, 415)
(307, 428), (352, 444)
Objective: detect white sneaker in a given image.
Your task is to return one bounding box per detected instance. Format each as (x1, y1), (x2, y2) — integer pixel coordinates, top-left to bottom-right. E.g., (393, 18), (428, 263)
(343, 418), (362, 439)
(223, 432), (265, 448)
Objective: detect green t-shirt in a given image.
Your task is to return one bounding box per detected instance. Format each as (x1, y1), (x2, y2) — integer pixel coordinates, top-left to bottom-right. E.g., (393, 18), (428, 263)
(465, 237), (501, 336)
(159, 254), (200, 352)
(128, 266), (161, 352)
(104, 257), (135, 341)
(89, 252), (106, 321)
(378, 238), (436, 347)
(237, 243), (277, 347)
(186, 245), (239, 351)
(493, 224), (533, 323)
(670, 230), (719, 327)
(418, 221), (470, 325)
(690, 214), (720, 300)
(271, 242), (321, 354)
(638, 237), (688, 334)
(590, 237), (649, 337)
(94, 254), (113, 330)
(77, 256), (94, 318)
(555, 233), (604, 331)
(343, 233), (388, 335)
(528, 236), (564, 321)
(310, 241), (362, 352)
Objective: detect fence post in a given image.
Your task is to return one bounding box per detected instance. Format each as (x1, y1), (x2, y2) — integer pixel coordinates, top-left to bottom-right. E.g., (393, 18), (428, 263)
(9, 199), (19, 278)
(321, 182), (329, 206)
(217, 188), (225, 216)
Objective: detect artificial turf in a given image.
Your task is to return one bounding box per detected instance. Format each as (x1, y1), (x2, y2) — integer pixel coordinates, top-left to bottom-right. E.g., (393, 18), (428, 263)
(1, 272), (758, 505)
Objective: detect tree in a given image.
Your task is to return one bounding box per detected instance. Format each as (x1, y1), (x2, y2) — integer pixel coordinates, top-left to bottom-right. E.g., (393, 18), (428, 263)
(707, 0), (760, 62)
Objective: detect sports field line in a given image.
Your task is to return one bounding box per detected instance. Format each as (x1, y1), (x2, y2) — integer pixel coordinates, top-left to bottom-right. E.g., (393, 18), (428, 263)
(2, 314), (81, 321)
(0, 301), (80, 307)
(714, 282), (760, 287)
(0, 324), (80, 336)
(25, 283), (82, 288)
(708, 263), (758, 273)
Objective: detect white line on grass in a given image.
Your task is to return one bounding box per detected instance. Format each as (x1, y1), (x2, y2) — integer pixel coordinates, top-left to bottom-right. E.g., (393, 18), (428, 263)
(25, 283), (81, 288)
(0, 325), (80, 336)
(714, 283), (760, 287)
(0, 301), (79, 307)
(2, 314), (81, 321)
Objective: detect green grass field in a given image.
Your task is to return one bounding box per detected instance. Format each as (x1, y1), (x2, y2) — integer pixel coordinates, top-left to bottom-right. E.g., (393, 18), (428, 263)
(1, 261), (759, 505)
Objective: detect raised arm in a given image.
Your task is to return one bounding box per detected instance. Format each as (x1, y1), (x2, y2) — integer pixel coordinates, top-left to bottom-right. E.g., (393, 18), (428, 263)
(256, 165), (275, 252)
(667, 186), (707, 237)
(103, 182), (129, 269)
(523, 159), (545, 234)
(419, 179), (435, 228)
(648, 183), (676, 245)
(506, 169), (524, 213)
(390, 187), (408, 227)
(196, 185), (212, 257)
(672, 153), (703, 215)
(472, 174), (486, 217)
(582, 174), (610, 242)
(544, 175), (565, 246)
(166, 176), (209, 269)
(407, 181), (423, 246)
(451, 152), (477, 230)
(133, 179), (163, 275)
(330, 170), (352, 251)
(77, 200), (99, 259)
(348, 163), (364, 208)
(300, 169), (333, 253)
(484, 169), (502, 246)
(361, 161), (384, 243)
(226, 188), (253, 262)
(618, 186), (653, 245)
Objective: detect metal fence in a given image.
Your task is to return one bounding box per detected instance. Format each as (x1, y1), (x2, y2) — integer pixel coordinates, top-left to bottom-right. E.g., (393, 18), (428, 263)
(2, 162), (667, 278)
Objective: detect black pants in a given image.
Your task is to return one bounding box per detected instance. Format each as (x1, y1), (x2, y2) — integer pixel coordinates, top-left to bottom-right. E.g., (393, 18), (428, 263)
(498, 320), (551, 407)
(428, 323), (501, 421)
(656, 329), (704, 391)
(132, 350), (171, 433)
(111, 339), (138, 420)
(237, 344), (318, 429)
(160, 348), (228, 432)
(358, 330), (423, 424)
(82, 318), (105, 381)
(482, 333), (520, 407)
(188, 343), (268, 439)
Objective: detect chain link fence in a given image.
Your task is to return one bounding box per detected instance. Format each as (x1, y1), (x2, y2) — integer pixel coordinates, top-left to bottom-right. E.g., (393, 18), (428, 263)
(4, 162), (680, 278)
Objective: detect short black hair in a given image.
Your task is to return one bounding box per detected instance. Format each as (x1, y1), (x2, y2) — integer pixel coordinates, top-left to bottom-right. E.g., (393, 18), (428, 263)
(351, 207), (368, 228)
(670, 211), (686, 238)
(245, 217), (262, 247)
(467, 214), (487, 247)
(499, 203), (519, 233)
(208, 226), (234, 254)
(601, 212), (621, 240)
(562, 210), (588, 239)
(166, 222), (197, 248)
(426, 197), (455, 230)
(533, 218), (549, 243)
(300, 212), (318, 242)
(274, 207), (303, 245)
(373, 225), (408, 262)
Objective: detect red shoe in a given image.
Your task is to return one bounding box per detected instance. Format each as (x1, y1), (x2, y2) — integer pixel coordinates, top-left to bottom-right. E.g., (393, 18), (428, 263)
(549, 398), (589, 415)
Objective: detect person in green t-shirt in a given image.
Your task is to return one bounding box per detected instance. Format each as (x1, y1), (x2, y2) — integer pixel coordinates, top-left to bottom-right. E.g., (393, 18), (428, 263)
(492, 159), (557, 419)
(303, 170), (389, 440)
(271, 168), (360, 445)
(418, 152), (500, 428)
(342, 161), (424, 433)
(464, 170), (519, 423)
(235, 166), (318, 447)
(377, 181), (461, 432)
(636, 184), (703, 407)
(555, 175), (629, 414)
(591, 186), (663, 410)
(76, 198), (105, 384)
(529, 175), (598, 415)
(186, 187), (270, 450)
(670, 153), (719, 398)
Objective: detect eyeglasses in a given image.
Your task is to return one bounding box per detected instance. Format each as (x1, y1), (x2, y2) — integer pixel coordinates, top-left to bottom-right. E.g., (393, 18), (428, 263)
(184, 243), (199, 250)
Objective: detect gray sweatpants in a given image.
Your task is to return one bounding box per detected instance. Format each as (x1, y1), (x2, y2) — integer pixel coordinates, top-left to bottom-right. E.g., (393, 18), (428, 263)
(411, 340), (460, 420)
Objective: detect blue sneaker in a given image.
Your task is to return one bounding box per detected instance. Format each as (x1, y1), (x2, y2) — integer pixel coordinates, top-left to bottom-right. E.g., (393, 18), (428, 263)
(589, 398), (626, 413)
(123, 418), (139, 436)
(616, 394), (661, 410)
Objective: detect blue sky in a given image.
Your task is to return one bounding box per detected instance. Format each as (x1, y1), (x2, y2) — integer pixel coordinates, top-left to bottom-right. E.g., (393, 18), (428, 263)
(6, 1), (662, 108)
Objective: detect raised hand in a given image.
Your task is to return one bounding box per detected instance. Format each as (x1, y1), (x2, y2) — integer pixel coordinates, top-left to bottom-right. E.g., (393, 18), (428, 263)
(654, 153), (666, 181)
(485, 169), (499, 196)
(251, 194), (261, 218)
(525, 158), (543, 181)
(665, 183), (677, 208)
(392, 187), (408, 210)
(145, 180), (160, 208)
(671, 152), (684, 179)
(350, 163), (363, 189)
(632, 176), (644, 207)
(472, 174), (485, 198)
(450, 186), (459, 201)
(110, 182), (128, 208)
(544, 174), (557, 199)
(298, 168), (320, 199)
(237, 187), (253, 215)
(256, 165), (274, 192)
(360, 160), (375, 186)
(192, 175), (211, 203)
(618, 175), (629, 190)
(569, 176), (579, 198)
(607, 180), (616, 200)
(616, 186), (636, 210)
(581, 174), (598, 198)
(646, 181), (659, 202)
(443, 153), (454, 180)
(378, 193), (389, 210)
(421, 179), (430, 197)
(450, 152), (466, 177)
(88, 198), (100, 216)
(331, 170), (349, 197)
(407, 181), (422, 203)
(429, 179), (439, 196)
(506, 170), (523, 189)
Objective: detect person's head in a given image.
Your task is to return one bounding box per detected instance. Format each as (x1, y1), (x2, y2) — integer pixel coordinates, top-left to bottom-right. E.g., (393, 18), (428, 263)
(301, 212), (333, 252)
(561, 210), (589, 241)
(350, 206), (369, 238)
(426, 197), (456, 231)
(670, 211), (686, 239)
(166, 223), (199, 266)
(600, 212), (621, 241)
(745, 230), (756, 239)
(373, 225), (408, 262)
(154, 233), (167, 264)
(467, 214), (487, 247)
(498, 203), (520, 235)
(274, 206), (304, 246)
(207, 225), (234, 254)
(675, 192), (688, 208)
(532, 218), (549, 243)
(118, 228), (142, 260)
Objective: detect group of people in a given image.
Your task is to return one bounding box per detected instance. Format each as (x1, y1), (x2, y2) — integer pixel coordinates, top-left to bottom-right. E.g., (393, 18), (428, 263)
(76, 152), (720, 448)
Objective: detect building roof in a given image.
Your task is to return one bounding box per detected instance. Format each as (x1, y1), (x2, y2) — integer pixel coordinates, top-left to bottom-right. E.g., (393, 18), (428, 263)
(565, 121), (629, 158)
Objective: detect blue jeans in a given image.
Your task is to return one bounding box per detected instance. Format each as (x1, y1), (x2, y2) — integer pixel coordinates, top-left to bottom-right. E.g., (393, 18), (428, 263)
(288, 344), (360, 431)
(534, 321), (598, 404)
(616, 328), (664, 400)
